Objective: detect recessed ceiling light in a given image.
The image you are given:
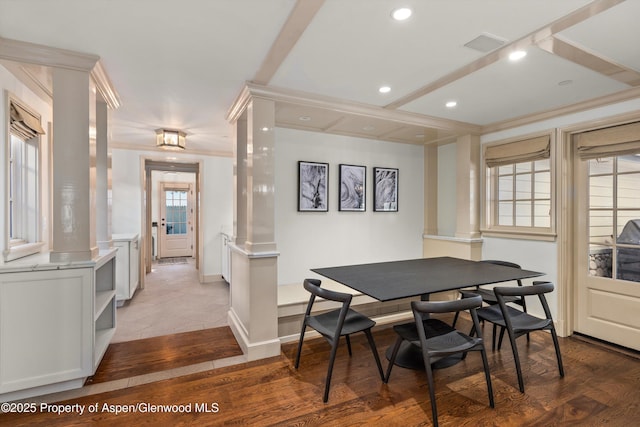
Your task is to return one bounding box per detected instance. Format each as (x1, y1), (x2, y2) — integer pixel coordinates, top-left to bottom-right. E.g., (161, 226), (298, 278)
(363, 125), (376, 131)
(509, 50), (527, 61)
(261, 127), (269, 132)
(415, 134), (424, 138)
(166, 156), (177, 161)
(379, 86), (391, 94)
(558, 79), (573, 86)
(298, 115), (311, 121)
(445, 101), (457, 108)
(391, 7), (412, 21)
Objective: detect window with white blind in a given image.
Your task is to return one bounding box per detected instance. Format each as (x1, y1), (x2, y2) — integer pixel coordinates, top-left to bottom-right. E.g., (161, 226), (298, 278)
(4, 95), (45, 261)
(483, 133), (556, 239)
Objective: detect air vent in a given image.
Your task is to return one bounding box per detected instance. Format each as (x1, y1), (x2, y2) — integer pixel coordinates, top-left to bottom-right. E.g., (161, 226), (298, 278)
(464, 33), (506, 53)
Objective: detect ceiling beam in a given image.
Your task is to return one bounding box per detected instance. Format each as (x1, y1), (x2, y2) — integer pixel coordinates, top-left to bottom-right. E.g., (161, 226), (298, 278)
(252, 0), (325, 85)
(539, 35), (640, 87)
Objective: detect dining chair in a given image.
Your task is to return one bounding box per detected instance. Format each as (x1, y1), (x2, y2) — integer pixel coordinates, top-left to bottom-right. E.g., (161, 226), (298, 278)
(453, 260), (528, 349)
(294, 278), (385, 403)
(385, 295), (494, 427)
(473, 281), (564, 393)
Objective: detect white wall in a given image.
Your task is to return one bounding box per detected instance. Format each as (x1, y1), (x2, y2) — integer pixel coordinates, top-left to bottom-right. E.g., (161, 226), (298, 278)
(275, 127), (424, 285)
(111, 148), (233, 278)
(0, 65), (52, 255)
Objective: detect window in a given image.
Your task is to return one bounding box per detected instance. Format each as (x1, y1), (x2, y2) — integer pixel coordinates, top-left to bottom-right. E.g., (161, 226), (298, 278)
(587, 155), (640, 282)
(4, 96), (45, 261)
(483, 133), (555, 239)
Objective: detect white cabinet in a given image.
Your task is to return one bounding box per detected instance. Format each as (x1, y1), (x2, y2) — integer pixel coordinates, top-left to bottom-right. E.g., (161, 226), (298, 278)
(0, 249), (117, 401)
(221, 233), (231, 283)
(113, 233), (140, 305)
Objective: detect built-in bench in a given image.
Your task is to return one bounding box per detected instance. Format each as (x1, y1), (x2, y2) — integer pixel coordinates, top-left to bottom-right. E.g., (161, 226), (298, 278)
(277, 279), (415, 343)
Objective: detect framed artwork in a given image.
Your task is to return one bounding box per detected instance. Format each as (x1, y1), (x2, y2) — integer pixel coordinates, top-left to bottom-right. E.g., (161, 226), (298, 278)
(373, 167), (398, 212)
(298, 161), (329, 211)
(339, 164), (366, 211)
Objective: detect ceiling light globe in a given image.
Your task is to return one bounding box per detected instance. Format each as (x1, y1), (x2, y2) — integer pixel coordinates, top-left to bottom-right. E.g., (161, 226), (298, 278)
(509, 50), (527, 61)
(391, 7), (412, 21)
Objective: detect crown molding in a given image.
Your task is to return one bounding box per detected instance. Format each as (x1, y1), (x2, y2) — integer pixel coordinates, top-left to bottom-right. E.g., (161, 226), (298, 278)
(233, 82), (481, 134)
(109, 141), (232, 158)
(91, 60), (121, 109)
(482, 86), (640, 134)
(0, 37), (99, 72)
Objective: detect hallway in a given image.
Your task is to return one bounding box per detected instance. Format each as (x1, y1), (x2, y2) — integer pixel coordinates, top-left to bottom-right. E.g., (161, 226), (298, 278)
(112, 258), (230, 343)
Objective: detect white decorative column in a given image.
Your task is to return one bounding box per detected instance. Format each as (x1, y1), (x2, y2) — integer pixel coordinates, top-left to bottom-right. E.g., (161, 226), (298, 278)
(423, 136), (483, 261)
(50, 67), (98, 262)
(95, 96), (112, 250)
(227, 90), (280, 361)
(455, 134), (481, 240)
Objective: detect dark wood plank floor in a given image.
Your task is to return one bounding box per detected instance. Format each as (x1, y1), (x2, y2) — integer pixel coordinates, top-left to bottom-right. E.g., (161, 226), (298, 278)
(3, 315), (639, 426)
(86, 326), (242, 384)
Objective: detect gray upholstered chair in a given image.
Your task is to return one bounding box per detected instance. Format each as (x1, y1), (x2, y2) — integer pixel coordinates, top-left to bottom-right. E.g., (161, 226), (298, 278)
(294, 278), (384, 402)
(474, 281), (564, 393)
(385, 295), (494, 427)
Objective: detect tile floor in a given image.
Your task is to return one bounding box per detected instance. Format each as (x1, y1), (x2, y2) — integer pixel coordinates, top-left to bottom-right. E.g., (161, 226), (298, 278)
(112, 258), (230, 342)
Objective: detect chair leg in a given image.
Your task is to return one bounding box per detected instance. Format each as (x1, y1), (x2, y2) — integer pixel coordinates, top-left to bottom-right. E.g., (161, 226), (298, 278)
(505, 328), (525, 393)
(423, 352), (439, 427)
(384, 335), (403, 383)
(550, 328), (565, 377)
(492, 324), (497, 351)
(479, 348), (495, 408)
(452, 311), (460, 327)
(346, 334), (353, 356)
(294, 323), (307, 369)
(497, 327), (506, 350)
(364, 329), (385, 380)
(323, 339), (340, 403)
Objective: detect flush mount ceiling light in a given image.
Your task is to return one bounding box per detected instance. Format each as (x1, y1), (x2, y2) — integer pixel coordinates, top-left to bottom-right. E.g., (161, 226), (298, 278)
(156, 129), (186, 150)
(391, 7), (412, 21)
(379, 86), (391, 93)
(298, 115), (312, 121)
(445, 101), (457, 108)
(509, 50), (527, 61)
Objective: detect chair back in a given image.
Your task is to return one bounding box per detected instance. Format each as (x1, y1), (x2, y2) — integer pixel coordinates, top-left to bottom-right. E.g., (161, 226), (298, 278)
(480, 260), (524, 286)
(493, 281), (555, 320)
(303, 279), (353, 333)
(411, 295), (484, 341)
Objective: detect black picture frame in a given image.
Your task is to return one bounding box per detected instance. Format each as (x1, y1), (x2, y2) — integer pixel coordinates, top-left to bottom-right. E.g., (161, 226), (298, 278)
(298, 161), (329, 212)
(373, 167), (398, 212)
(339, 164), (366, 211)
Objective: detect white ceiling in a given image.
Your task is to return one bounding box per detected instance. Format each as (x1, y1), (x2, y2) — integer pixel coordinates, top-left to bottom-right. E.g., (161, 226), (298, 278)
(0, 0), (638, 154)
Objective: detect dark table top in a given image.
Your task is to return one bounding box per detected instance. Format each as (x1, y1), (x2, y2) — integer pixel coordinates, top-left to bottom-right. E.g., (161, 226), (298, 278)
(311, 256), (544, 302)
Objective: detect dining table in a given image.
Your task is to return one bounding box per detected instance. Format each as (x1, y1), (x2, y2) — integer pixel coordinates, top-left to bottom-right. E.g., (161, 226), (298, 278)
(312, 256), (544, 369)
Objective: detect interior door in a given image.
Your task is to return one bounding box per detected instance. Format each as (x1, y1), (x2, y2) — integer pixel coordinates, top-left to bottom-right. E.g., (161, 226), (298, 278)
(576, 154), (640, 350)
(159, 183), (193, 258)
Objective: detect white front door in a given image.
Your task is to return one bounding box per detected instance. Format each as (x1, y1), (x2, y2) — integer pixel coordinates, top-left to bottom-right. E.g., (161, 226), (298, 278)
(159, 183), (193, 258)
(575, 153), (640, 350)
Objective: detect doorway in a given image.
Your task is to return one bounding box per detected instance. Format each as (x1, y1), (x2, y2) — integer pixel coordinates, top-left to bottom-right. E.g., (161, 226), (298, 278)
(158, 181), (194, 259)
(574, 147), (640, 351)
(143, 160), (201, 275)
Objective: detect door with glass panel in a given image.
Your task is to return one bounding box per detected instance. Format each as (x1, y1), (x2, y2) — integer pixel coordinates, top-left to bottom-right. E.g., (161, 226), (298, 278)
(159, 183), (193, 258)
(576, 154), (640, 350)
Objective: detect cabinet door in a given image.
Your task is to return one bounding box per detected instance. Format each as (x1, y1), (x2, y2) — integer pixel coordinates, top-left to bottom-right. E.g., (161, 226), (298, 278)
(0, 268), (93, 393)
(129, 238), (140, 295)
(114, 241), (130, 301)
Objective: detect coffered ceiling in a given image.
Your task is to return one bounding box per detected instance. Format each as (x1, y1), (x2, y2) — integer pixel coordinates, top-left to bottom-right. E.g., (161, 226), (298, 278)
(0, 0), (638, 154)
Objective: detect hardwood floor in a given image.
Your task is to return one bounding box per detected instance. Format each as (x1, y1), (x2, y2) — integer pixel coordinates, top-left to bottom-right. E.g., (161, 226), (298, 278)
(86, 327), (242, 384)
(2, 315), (639, 426)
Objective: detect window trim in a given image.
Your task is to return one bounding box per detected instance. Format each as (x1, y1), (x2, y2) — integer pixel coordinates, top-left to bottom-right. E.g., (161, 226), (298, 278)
(481, 130), (557, 241)
(3, 92), (44, 262)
